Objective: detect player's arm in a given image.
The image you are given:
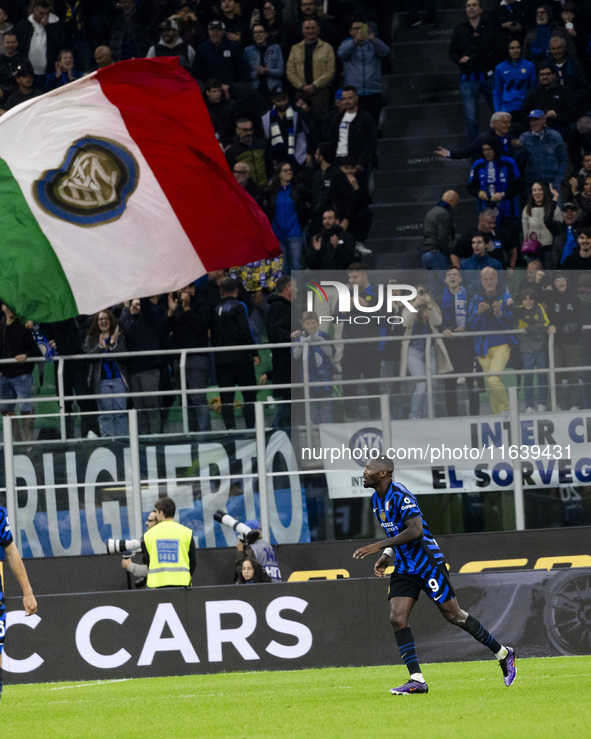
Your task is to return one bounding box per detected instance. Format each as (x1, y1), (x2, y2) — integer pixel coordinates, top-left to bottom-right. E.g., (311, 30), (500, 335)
(4, 542), (37, 615)
(352, 517), (424, 561)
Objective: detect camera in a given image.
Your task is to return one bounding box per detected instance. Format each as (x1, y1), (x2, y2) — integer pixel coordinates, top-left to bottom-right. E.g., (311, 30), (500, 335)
(106, 538), (142, 555)
(213, 510), (259, 544)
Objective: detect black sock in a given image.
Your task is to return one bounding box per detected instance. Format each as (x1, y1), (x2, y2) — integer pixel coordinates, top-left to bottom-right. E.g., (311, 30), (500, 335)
(460, 614), (502, 654)
(395, 627), (421, 676)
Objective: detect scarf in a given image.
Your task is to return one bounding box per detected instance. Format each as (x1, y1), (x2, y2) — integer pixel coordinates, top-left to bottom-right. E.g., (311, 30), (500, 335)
(442, 286), (468, 328)
(270, 106), (295, 158)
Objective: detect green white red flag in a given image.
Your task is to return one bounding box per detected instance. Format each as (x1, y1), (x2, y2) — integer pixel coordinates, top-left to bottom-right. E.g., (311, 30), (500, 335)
(0, 57), (279, 322)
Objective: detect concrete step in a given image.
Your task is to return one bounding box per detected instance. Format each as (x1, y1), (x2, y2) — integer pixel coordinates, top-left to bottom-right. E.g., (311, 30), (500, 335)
(369, 201), (478, 240)
(366, 237), (423, 270)
(387, 82), (461, 106)
(372, 181), (468, 205)
(375, 142), (472, 174)
(387, 38), (452, 73)
(372, 162), (470, 188)
(376, 132), (468, 162)
(392, 9), (464, 44)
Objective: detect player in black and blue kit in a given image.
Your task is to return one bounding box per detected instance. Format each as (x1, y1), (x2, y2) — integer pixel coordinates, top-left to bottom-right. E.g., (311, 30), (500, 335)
(353, 456), (516, 695)
(0, 505), (37, 702)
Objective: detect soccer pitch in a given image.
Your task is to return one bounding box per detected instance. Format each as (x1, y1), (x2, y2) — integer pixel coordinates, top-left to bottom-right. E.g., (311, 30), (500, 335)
(2, 656), (590, 738)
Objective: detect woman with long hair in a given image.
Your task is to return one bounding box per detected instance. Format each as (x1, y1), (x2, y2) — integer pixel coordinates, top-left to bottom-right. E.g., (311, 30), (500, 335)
(267, 161), (310, 274)
(84, 309), (129, 437)
(521, 182), (562, 268)
(236, 557), (272, 583)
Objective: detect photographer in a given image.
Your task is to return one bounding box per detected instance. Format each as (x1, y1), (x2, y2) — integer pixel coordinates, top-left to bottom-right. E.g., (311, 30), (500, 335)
(144, 498), (196, 588)
(236, 519), (281, 582)
(120, 510), (158, 582)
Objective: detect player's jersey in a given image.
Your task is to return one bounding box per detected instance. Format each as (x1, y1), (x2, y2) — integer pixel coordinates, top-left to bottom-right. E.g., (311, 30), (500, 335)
(0, 506), (14, 592)
(372, 482), (445, 575)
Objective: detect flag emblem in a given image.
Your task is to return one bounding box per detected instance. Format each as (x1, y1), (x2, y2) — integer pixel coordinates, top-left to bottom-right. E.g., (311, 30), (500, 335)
(34, 136), (139, 226)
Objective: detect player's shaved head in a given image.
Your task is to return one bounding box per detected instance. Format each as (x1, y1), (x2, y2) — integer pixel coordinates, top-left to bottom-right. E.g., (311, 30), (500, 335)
(367, 455), (393, 474)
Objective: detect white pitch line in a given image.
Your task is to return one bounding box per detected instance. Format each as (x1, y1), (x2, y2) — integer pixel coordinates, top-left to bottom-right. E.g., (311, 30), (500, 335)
(49, 679), (133, 690)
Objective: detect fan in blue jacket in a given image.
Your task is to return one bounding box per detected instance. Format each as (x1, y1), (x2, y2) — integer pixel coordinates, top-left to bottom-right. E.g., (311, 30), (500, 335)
(467, 136), (523, 221)
(493, 38), (536, 118)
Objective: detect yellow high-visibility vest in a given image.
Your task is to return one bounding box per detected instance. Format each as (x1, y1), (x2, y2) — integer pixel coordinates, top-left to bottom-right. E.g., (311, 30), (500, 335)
(144, 520), (193, 588)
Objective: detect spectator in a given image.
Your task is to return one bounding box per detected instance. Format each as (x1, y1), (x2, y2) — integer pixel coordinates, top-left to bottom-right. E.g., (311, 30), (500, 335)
(546, 35), (589, 118)
(574, 151), (591, 191)
(93, 45), (113, 70)
(523, 4), (575, 64)
(490, 0), (533, 45)
(467, 267), (516, 415)
(519, 110), (567, 194)
(448, 0), (503, 142)
(567, 116), (591, 173)
(328, 85), (377, 185)
(309, 142), (356, 233)
(341, 264), (384, 420)
(163, 284), (212, 432)
(441, 267), (479, 417)
(217, 0), (242, 44)
(192, 20), (245, 100)
(120, 298), (164, 436)
(399, 284), (452, 419)
(545, 271), (581, 410)
(337, 20), (390, 123)
(285, 0), (333, 48)
(0, 31), (26, 103)
(292, 310), (334, 423)
(493, 38), (536, 122)
(0, 6), (13, 54)
(210, 277), (259, 430)
(461, 207), (518, 272)
(15, 0), (64, 88)
(236, 557), (272, 583)
(422, 190), (461, 298)
(435, 111), (525, 167)
(146, 19), (195, 68)
(521, 62), (573, 137)
(268, 161), (310, 274)
(305, 208), (356, 271)
(339, 157), (374, 255)
(109, 0), (149, 62)
(569, 174), (591, 226)
(45, 48), (79, 91)
(514, 287), (552, 412)
(459, 233), (503, 293)
(546, 201), (583, 267)
(521, 181), (562, 267)
(204, 77), (235, 148)
(243, 22), (284, 97)
(466, 136), (522, 231)
(60, 0), (99, 74)
(562, 227), (591, 270)
(225, 117), (274, 190)
(260, 1), (285, 50)
(267, 276), (299, 428)
(84, 309), (129, 438)
(3, 60), (42, 111)
(286, 18), (335, 120)
(232, 160), (267, 209)
(261, 87), (312, 167)
(0, 303), (40, 442)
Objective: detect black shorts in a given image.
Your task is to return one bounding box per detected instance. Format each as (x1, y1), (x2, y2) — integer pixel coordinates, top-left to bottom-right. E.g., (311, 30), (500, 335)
(388, 563), (455, 604)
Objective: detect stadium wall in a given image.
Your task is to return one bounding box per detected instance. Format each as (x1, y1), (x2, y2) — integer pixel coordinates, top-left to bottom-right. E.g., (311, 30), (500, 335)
(3, 568), (590, 685)
(4, 526), (590, 596)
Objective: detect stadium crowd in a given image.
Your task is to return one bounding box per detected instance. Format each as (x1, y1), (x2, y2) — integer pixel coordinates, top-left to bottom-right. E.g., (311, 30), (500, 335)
(1, 0), (591, 435)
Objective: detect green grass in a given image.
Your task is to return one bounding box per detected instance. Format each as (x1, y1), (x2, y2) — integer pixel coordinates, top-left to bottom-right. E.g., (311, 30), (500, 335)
(2, 656), (591, 738)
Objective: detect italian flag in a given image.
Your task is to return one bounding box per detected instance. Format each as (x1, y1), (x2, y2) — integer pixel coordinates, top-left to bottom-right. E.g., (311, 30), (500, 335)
(0, 57), (279, 322)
